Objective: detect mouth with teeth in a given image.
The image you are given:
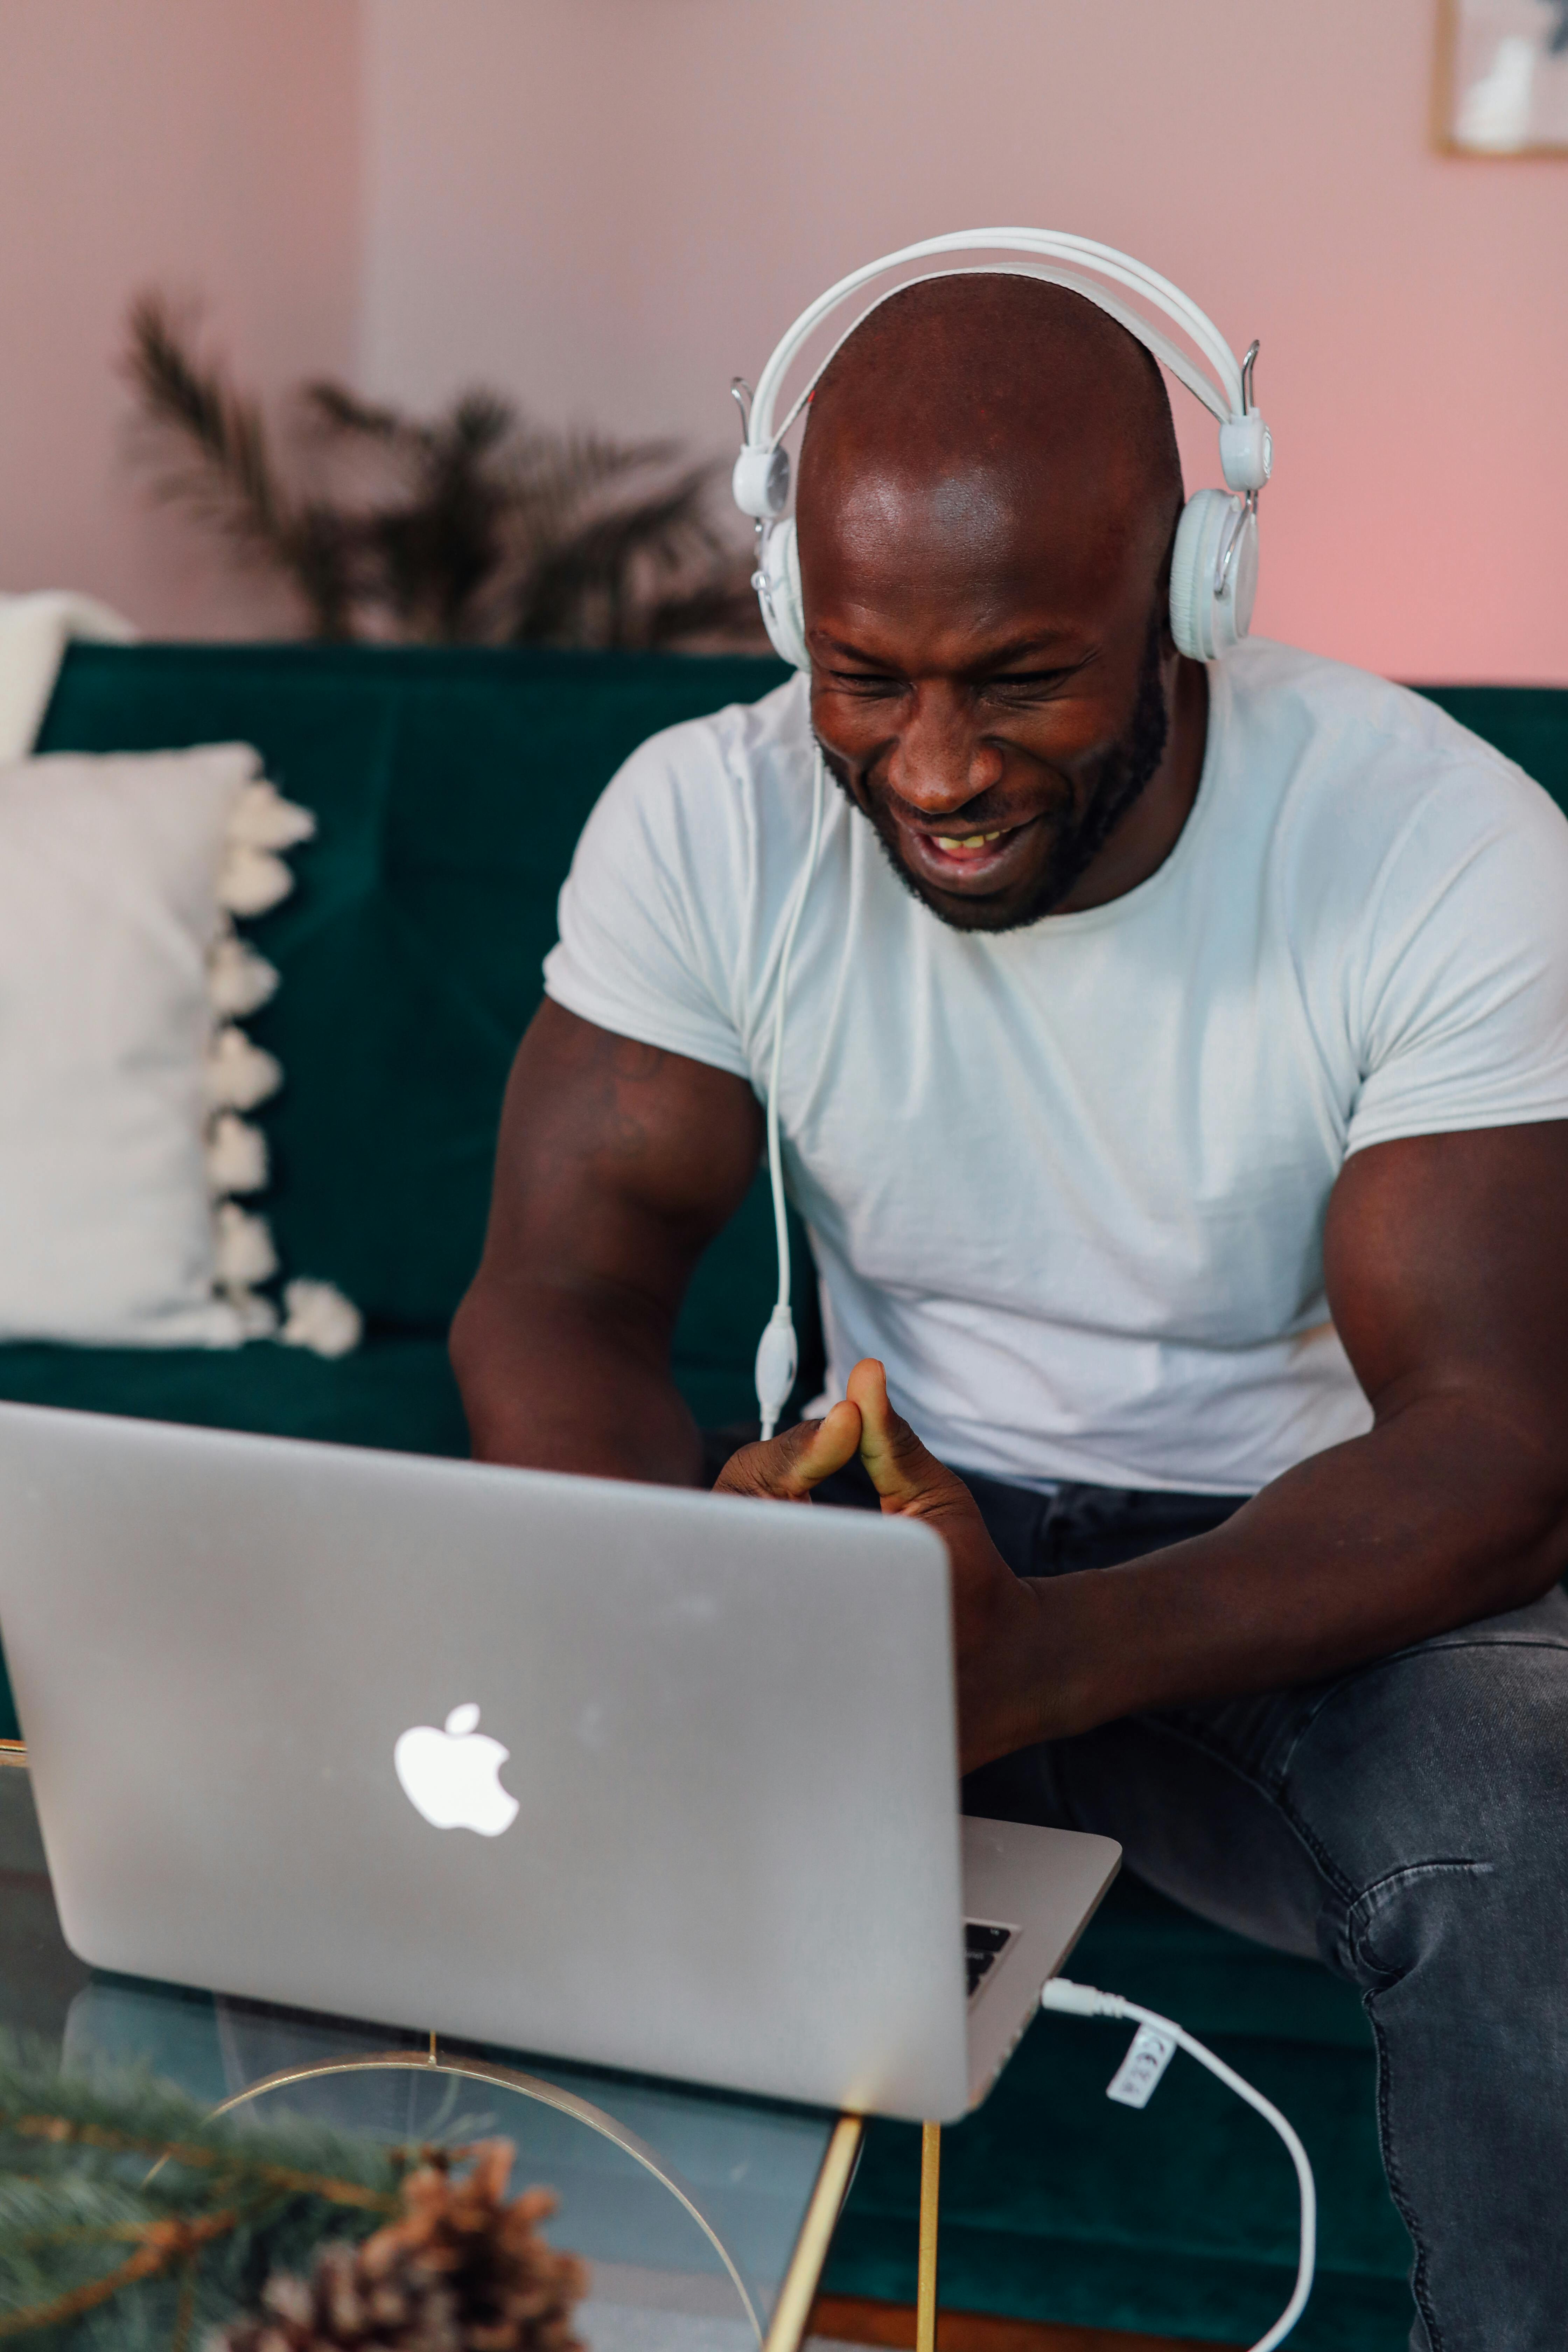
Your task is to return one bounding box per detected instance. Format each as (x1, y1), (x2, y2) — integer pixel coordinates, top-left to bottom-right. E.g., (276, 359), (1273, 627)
(896, 817), (1032, 890)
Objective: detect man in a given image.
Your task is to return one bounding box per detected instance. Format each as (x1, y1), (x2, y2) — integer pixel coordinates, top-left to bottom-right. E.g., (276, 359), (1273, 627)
(452, 276), (1568, 2350)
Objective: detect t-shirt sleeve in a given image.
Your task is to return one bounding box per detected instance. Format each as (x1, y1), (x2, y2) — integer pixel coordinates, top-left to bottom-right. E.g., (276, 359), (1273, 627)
(541, 720), (755, 1081)
(1346, 756), (1568, 1154)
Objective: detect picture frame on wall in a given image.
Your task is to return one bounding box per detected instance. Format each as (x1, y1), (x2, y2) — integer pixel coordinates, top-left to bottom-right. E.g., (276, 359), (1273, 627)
(1439, 0), (1568, 151)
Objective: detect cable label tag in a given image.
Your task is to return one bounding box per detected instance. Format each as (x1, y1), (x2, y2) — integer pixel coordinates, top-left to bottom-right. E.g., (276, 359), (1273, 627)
(1105, 2023), (1178, 2109)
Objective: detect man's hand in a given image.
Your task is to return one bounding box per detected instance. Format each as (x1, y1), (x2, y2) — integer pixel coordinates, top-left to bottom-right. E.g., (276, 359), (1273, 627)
(716, 1359), (1045, 1770)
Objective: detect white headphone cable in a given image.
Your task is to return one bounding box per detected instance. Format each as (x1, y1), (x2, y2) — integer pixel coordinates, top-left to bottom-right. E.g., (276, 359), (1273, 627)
(1041, 1977), (1316, 2352)
(755, 743), (827, 1440)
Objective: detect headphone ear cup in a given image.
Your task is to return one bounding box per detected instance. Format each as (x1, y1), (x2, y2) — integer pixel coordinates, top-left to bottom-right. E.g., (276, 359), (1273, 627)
(1227, 506), (1259, 645)
(1169, 489), (1258, 661)
(757, 520), (810, 671)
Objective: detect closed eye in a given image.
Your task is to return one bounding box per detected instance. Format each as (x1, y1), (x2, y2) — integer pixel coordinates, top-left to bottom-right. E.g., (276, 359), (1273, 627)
(825, 667), (905, 695)
(824, 666), (1074, 691)
(980, 667), (1083, 698)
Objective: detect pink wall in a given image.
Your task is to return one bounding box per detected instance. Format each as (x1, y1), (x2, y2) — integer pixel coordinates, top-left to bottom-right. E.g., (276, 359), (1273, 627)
(0, 0), (360, 637)
(5, 3), (1562, 677)
(360, 0), (1568, 684)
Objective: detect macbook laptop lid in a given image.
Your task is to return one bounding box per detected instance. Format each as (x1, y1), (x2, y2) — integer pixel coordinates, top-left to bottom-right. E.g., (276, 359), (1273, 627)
(0, 1404), (1114, 2121)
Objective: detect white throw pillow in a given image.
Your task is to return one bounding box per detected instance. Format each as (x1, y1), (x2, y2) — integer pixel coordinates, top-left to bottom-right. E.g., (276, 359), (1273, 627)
(0, 744), (356, 1350)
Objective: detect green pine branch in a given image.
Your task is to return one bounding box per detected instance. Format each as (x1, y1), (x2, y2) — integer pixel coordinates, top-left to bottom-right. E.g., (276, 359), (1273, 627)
(0, 2036), (410, 2348)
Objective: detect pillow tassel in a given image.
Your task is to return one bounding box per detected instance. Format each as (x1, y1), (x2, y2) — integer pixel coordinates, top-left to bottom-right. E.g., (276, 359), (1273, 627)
(229, 778), (317, 852)
(215, 781), (316, 916)
(279, 1278), (364, 1360)
(200, 767), (360, 1356)
(216, 841), (295, 917)
(214, 1201), (278, 1290)
(206, 1112), (268, 1197)
(207, 930), (279, 1018)
(205, 1025), (282, 1113)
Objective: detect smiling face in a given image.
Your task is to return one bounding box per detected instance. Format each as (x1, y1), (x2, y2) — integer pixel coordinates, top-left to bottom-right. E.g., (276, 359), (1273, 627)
(795, 275), (1201, 931)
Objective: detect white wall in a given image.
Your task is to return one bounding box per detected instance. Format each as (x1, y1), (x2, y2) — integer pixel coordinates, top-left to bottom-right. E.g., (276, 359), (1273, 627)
(359, 0), (1568, 682)
(0, 0), (361, 636)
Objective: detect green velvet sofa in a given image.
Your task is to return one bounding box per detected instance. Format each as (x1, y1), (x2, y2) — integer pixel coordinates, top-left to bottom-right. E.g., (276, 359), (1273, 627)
(6, 643), (1565, 2350)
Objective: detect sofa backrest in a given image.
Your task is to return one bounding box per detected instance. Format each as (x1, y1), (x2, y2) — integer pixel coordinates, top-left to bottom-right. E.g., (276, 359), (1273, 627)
(37, 647), (1568, 1396)
(1415, 686), (1568, 806)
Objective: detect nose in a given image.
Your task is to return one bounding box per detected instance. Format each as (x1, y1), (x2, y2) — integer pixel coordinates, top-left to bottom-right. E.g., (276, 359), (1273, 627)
(884, 684), (1004, 817)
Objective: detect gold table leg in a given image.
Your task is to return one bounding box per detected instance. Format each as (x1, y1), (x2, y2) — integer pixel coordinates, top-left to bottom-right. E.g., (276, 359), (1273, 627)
(763, 2112), (863, 2352)
(916, 2120), (940, 2352)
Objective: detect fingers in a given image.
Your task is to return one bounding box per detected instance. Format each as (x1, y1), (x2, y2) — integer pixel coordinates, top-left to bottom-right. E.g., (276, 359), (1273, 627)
(844, 1358), (973, 1515)
(838, 1362), (1037, 1762)
(714, 1398), (863, 1502)
(715, 1360), (971, 1526)
(718, 1360), (1042, 1778)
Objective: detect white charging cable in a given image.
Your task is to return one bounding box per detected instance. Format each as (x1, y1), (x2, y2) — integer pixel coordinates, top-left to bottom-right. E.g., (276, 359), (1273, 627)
(1041, 1977), (1316, 2352)
(755, 746), (827, 1439)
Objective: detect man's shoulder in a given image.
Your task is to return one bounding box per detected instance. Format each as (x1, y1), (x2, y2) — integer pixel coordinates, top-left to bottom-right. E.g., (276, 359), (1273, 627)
(611, 674), (812, 802)
(1226, 638), (1559, 845)
(1227, 638), (1515, 775)
(1225, 640), (1568, 955)
(578, 674), (818, 905)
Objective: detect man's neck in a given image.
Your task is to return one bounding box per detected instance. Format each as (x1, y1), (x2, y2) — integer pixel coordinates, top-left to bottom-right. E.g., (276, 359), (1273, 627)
(1054, 654), (1210, 915)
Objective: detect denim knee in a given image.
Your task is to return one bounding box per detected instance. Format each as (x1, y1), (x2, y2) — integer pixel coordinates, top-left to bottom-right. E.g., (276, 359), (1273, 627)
(1293, 1599), (1568, 1987)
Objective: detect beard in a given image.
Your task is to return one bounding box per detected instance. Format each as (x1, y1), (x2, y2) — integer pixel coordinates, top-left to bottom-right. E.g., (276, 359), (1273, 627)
(824, 611), (1171, 934)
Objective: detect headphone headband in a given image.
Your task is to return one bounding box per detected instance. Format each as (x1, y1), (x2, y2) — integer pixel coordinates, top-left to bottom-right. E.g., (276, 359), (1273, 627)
(733, 228), (1270, 522)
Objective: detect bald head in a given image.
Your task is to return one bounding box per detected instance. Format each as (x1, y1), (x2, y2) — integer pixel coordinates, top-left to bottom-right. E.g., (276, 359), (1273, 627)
(794, 274), (1205, 934)
(797, 273), (1183, 608)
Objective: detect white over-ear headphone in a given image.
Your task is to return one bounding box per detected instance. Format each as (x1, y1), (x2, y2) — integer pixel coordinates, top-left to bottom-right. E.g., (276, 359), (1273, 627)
(733, 232), (1272, 1439)
(731, 228), (1272, 670)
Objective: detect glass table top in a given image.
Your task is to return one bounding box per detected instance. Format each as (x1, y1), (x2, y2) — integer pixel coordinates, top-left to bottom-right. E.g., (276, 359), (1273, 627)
(0, 1754), (858, 2351)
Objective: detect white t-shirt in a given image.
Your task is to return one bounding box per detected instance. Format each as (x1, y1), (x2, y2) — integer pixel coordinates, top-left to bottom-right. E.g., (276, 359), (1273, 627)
(544, 640), (1568, 1494)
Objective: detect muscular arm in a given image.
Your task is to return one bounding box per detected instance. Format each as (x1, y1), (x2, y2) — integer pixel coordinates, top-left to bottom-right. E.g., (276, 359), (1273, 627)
(450, 1000), (763, 1482)
(719, 1122), (1568, 1771)
(1014, 1122), (1568, 1741)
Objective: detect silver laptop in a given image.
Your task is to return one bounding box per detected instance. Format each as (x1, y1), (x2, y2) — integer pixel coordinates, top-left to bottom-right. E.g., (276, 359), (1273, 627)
(0, 1402), (1118, 2122)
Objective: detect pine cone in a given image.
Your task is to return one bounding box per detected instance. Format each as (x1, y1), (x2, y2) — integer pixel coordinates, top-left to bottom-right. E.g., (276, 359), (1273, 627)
(214, 2143), (589, 2352)
(215, 2240), (461, 2351)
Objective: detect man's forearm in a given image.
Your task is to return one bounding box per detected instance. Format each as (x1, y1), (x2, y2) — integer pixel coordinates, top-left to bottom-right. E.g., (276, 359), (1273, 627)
(449, 1276), (704, 1485)
(986, 1394), (1568, 1762)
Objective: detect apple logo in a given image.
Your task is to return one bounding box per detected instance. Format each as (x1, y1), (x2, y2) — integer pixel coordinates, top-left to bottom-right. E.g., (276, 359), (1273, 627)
(393, 1703), (519, 1837)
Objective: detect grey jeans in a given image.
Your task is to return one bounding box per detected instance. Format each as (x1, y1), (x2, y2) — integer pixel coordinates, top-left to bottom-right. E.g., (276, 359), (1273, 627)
(805, 1453), (1568, 2352)
(947, 1474), (1568, 2352)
